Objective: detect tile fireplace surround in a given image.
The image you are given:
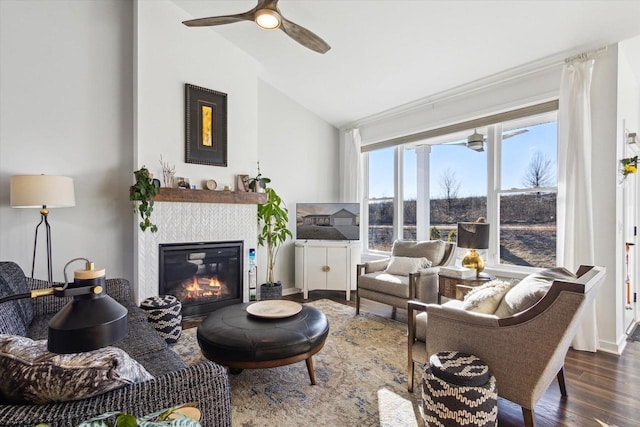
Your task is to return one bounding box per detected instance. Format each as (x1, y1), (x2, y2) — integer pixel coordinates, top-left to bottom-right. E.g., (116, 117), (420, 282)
(134, 189), (263, 305)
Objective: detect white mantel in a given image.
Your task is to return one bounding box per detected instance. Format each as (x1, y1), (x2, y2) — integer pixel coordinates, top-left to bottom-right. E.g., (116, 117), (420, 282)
(133, 191), (261, 304)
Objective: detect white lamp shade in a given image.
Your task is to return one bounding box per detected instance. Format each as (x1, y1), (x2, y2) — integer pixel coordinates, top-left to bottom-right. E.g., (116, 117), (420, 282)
(10, 175), (75, 208)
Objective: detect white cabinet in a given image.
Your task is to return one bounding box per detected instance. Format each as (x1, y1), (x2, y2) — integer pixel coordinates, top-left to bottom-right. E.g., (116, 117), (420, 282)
(295, 241), (361, 300)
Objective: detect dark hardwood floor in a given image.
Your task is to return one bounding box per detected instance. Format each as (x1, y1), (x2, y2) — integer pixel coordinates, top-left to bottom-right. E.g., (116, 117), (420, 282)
(283, 290), (640, 427)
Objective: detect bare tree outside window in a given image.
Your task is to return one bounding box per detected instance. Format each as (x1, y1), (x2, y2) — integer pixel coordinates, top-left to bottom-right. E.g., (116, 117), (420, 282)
(439, 167), (460, 211)
(522, 151), (554, 188)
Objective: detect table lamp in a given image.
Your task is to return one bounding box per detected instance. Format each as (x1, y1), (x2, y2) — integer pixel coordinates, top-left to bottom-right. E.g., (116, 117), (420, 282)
(457, 220), (490, 278)
(0, 258), (128, 353)
(10, 175), (75, 282)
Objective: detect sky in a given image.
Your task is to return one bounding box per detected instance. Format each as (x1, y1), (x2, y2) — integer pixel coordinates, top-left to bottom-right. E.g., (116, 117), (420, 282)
(368, 121), (557, 200)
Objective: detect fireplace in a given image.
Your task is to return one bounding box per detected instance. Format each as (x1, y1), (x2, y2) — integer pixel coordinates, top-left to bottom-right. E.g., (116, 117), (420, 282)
(159, 241), (243, 318)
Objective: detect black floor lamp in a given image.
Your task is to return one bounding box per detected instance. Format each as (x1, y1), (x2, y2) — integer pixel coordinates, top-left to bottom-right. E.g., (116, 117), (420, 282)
(10, 175), (75, 282)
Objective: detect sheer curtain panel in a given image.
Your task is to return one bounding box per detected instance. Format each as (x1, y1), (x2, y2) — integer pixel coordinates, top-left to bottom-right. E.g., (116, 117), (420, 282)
(340, 128), (362, 203)
(557, 58), (598, 352)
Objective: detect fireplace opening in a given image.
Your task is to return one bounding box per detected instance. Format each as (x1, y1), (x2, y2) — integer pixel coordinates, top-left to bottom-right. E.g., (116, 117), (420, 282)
(159, 241), (243, 318)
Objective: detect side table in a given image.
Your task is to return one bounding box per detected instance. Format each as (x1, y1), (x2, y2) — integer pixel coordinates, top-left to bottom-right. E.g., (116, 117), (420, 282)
(437, 273), (496, 303)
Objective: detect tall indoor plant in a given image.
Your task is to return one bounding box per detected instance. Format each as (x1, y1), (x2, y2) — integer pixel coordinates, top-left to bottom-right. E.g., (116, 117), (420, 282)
(257, 183), (292, 299)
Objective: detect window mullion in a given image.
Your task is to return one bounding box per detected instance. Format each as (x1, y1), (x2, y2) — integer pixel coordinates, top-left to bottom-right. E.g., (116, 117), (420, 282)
(363, 152), (370, 250)
(394, 146), (403, 241)
(416, 145), (430, 240)
(486, 124), (501, 265)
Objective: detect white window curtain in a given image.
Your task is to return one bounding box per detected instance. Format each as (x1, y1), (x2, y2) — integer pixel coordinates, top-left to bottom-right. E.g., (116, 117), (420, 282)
(340, 128), (362, 203)
(557, 58), (597, 352)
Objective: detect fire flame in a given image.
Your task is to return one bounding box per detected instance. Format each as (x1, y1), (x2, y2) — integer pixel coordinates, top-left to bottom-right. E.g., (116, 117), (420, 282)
(183, 276), (223, 299)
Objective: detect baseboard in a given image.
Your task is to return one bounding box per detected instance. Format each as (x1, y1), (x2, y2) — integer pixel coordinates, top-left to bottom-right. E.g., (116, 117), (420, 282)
(283, 287), (302, 296)
(598, 338), (625, 355)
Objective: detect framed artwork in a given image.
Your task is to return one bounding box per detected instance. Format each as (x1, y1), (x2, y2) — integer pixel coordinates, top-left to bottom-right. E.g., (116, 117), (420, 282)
(237, 174), (249, 192)
(185, 83), (228, 167)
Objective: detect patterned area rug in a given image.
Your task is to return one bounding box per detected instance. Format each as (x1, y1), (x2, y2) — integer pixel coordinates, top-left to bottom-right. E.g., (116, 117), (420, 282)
(170, 299), (421, 426)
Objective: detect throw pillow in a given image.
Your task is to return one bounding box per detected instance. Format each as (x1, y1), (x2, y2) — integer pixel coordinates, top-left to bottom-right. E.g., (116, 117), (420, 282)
(392, 240), (447, 266)
(462, 279), (515, 314)
(384, 256), (432, 276)
(494, 267), (577, 317)
(0, 334), (154, 404)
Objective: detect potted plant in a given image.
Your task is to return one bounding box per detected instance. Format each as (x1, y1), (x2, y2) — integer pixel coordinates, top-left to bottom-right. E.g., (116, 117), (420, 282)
(257, 182), (292, 300)
(248, 161), (271, 193)
(130, 166), (159, 233)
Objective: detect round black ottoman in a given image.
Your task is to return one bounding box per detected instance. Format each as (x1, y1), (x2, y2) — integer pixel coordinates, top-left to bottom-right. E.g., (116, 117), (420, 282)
(140, 295), (182, 344)
(197, 303), (329, 384)
(421, 351), (498, 427)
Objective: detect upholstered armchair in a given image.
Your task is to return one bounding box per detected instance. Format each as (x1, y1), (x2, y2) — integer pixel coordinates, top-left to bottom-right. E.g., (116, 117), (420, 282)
(407, 265), (606, 427)
(356, 240), (455, 318)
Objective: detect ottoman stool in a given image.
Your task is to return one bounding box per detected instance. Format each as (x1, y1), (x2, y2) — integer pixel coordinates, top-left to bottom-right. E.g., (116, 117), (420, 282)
(421, 351), (497, 427)
(140, 295), (182, 344)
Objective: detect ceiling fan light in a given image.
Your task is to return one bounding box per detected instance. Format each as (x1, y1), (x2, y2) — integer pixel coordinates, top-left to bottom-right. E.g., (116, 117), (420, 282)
(255, 9), (281, 30)
(467, 130), (484, 152)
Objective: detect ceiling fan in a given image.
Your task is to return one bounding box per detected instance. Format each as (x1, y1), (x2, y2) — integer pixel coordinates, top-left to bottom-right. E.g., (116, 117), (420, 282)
(449, 129), (529, 152)
(182, 0), (331, 54)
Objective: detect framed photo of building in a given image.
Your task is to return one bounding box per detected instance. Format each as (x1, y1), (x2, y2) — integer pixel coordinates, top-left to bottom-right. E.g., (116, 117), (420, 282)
(185, 83), (227, 167)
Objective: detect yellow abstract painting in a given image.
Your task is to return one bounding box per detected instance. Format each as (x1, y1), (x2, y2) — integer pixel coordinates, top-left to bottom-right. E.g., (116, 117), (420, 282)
(202, 105), (213, 147)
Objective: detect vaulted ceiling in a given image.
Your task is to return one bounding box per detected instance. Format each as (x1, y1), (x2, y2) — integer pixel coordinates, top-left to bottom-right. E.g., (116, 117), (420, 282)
(173, 0), (640, 128)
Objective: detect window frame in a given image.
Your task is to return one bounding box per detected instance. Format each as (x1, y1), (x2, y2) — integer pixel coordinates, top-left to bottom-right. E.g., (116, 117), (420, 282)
(362, 106), (559, 274)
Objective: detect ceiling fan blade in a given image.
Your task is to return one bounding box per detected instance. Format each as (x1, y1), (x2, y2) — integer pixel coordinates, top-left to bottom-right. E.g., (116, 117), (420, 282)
(280, 16), (331, 54)
(502, 129), (529, 140)
(182, 12), (254, 27)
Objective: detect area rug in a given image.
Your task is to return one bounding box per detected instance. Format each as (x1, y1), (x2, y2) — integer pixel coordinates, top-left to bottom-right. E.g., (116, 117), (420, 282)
(170, 299), (422, 426)
(629, 323), (640, 342)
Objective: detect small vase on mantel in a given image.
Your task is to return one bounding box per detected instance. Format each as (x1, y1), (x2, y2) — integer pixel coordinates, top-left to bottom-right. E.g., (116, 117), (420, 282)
(259, 282), (282, 300)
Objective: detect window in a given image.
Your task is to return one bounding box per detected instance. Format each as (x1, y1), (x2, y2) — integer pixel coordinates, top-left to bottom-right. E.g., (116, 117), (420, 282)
(367, 147), (395, 252)
(497, 116), (557, 268)
(430, 141), (487, 243)
(363, 106), (558, 270)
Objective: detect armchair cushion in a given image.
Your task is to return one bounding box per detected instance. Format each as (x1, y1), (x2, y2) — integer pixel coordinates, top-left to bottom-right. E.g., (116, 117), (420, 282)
(494, 267), (576, 317)
(384, 256), (432, 276)
(358, 272), (410, 298)
(462, 279), (514, 314)
(0, 334), (154, 404)
(392, 240), (447, 266)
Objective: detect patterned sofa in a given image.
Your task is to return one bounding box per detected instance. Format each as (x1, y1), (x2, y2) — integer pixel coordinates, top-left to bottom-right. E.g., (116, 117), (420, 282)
(0, 261), (231, 427)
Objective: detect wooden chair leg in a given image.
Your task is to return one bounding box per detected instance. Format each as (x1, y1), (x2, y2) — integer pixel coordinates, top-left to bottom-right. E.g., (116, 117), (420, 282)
(408, 360), (415, 392)
(557, 366), (568, 397)
(391, 306), (397, 320)
(522, 407), (536, 427)
(355, 294), (360, 315)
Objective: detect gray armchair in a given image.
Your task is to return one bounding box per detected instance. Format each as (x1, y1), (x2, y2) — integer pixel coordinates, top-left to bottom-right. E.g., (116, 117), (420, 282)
(356, 240), (455, 318)
(407, 265), (606, 427)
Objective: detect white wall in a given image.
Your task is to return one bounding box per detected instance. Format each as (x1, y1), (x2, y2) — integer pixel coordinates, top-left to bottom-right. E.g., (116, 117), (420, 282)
(257, 80), (340, 291)
(356, 64), (561, 146)
(0, 0), (134, 281)
(590, 46), (624, 353)
(136, 0), (260, 190)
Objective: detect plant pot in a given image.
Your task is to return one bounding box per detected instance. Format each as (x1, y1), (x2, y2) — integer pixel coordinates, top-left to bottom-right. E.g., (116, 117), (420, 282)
(260, 282), (282, 300)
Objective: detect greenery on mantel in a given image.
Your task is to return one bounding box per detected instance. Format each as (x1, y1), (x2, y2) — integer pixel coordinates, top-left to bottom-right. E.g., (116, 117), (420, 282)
(130, 166), (159, 233)
(257, 185), (292, 286)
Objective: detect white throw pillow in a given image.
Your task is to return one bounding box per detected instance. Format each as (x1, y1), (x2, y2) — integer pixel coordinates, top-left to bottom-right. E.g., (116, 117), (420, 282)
(494, 267), (577, 317)
(384, 256), (432, 276)
(0, 334), (154, 404)
(462, 279), (515, 314)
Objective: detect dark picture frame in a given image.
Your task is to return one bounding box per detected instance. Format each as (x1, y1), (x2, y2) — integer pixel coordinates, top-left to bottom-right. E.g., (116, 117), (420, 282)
(185, 83), (228, 167)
